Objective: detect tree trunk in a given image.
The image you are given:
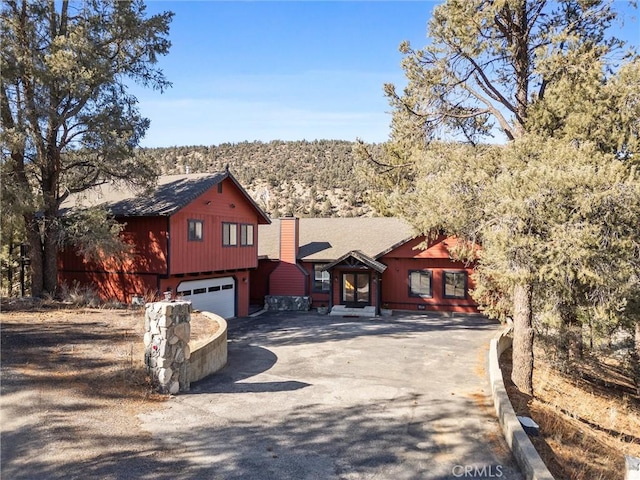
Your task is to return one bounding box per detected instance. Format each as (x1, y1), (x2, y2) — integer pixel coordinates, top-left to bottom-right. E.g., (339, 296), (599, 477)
(43, 215), (59, 296)
(557, 301), (583, 370)
(24, 213), (44, 298)
(512, 282), (534, 396)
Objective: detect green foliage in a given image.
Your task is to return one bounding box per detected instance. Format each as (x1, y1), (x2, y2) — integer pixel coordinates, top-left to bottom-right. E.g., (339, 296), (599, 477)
(385, 135), (640, 329)
(377, 0), (639, 392)
(59, 207), (132, 264)
(0, 0), (173, 295)
(386, 0), (629, 144)
(528, 56), (640, 161)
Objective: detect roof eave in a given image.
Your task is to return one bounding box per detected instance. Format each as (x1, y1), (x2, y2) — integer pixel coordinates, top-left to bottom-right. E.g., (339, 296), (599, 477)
(322, 250), (387, 273)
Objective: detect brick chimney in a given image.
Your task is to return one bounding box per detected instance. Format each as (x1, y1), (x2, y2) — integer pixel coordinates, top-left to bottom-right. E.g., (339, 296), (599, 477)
(279, 216), (299, 264)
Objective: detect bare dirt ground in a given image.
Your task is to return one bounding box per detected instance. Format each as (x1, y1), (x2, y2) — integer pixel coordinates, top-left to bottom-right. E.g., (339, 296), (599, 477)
(0, 303), (218, 479)
(501, 346), (640, 480)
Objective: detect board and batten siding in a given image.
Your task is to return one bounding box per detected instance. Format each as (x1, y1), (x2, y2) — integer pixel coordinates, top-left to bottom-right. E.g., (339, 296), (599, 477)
(380, 236), (478, 313)
(169, 177), (260, 275)
(59, 216), (169, 275)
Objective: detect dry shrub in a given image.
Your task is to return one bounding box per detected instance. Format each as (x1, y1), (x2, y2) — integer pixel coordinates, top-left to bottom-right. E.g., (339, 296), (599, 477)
(59, 281), (101, 307)
(501, 345), (640, 480)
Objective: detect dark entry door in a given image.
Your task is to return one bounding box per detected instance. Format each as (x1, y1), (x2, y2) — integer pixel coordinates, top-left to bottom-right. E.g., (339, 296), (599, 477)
(342, 272), (370, 307)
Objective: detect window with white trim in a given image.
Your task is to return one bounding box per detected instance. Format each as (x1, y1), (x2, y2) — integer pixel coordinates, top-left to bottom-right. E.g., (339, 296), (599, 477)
(313, 264), (330, 292)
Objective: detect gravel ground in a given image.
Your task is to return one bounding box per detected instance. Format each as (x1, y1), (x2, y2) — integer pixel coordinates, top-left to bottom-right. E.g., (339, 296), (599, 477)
(0, 306), (217, 479)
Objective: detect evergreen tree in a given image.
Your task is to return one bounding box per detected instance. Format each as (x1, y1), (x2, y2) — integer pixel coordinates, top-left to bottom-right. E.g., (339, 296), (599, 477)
(377, 0), (637, 395)
(1, 0), (172, 296)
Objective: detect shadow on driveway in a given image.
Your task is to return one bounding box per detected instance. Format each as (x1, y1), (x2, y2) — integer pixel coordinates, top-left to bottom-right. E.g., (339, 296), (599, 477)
(191, 344), (311, 394)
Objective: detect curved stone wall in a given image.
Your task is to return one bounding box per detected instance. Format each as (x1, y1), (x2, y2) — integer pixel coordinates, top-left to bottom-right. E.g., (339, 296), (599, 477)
(188, 312), (228, 384)
(489, 326), (555, 480)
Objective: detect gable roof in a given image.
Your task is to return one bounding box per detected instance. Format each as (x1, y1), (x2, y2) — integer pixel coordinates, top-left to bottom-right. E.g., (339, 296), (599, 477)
(322, 250), (388, 273)
(62, 171), (271, 223)
(258, 217), (417, 262)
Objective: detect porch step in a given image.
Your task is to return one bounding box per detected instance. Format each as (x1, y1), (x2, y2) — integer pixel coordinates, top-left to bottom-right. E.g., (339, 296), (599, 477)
(329, 305), (376, 318)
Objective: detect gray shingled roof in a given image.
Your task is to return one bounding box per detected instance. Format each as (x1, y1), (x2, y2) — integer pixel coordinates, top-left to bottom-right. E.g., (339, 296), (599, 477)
(61, 173), (270, 224)
(62, 173), (226, 216)
(258, 217), (417, 262)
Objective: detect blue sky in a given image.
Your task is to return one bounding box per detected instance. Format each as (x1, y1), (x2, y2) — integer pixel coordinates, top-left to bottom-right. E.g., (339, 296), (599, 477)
(133, 1), (640, 148)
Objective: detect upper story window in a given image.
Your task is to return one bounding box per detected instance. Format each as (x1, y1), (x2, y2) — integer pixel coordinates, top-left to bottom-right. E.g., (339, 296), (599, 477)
(240, 224), (254, 246)
(188, 219), (203, 241)
(409, 270), (432, 297)
(222, 222), (237, 246)
(313, 264), (330, 292)
(443, 271), (467, 299)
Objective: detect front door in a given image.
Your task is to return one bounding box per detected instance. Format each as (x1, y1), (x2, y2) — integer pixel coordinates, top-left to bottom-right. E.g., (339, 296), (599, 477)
(341, 272), (370, 308)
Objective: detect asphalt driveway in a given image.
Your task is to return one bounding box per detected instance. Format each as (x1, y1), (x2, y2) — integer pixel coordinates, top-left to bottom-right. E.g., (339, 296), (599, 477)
(140, 312), (522, 480)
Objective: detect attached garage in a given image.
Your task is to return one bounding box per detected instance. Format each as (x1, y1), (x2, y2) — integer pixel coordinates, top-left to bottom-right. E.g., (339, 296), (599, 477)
(177, 277), (236, 318)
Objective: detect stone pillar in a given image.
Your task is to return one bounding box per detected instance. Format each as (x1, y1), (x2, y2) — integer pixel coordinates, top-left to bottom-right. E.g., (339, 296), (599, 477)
(144, 301), (192, 394)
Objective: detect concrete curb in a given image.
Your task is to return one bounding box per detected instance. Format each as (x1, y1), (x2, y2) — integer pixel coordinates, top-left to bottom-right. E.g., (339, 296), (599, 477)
(489, 326), (555, 480)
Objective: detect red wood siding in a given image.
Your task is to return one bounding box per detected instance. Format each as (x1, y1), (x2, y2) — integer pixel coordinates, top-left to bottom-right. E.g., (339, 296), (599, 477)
(301, 262), (330, 306)
(268, 217), (307, 296)
(251, 259), (278, 305)
(269, 262), (308, 296)
(379, 236), (478, 313)
(59, 216), (168, 275)
(169, 177), (259, 274)
(236, 273), (251, 317)
(59, 270), (159, 303)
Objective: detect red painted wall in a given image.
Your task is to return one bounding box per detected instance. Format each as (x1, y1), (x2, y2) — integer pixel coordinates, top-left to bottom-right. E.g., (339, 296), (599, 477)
(59, 270), (160, 303)
(251, 259), (278, 305)
(300, 262), (330, 306)
(59, 216), (169, 275)
(269, 262), (308, 296)
(268, 216), (308, 296)
(169, 177), (260, 274)
(59, 177), (266, 316)
(379, 236), (478, 313)
(250, 233), (478, 314)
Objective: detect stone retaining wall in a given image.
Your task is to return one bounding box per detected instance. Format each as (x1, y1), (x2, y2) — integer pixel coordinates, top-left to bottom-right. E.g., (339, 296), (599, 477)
(265, 295), (311, 311)
(144, 302), (228, 393)
(189, 312), (228, 383)
(489, 326), (555, 480)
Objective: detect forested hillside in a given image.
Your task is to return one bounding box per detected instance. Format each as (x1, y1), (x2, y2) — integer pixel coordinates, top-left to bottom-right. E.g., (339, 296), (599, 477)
(139, 140), (382, 218)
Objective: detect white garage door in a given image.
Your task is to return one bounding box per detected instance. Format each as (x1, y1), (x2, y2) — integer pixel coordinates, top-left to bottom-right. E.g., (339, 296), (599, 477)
(177, 277), (235, 318)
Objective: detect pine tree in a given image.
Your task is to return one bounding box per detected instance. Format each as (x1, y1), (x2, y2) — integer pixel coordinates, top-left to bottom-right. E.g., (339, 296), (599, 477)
(1, 0), (172, 296)
(379, 0), (637, 395)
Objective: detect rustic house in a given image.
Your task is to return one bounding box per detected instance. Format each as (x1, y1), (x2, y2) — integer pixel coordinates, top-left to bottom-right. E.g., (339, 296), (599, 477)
(253, 217), (478, 315)
(59, 171), (270, 318)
